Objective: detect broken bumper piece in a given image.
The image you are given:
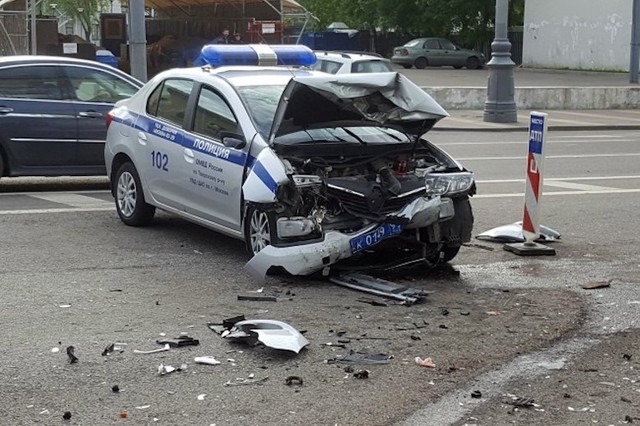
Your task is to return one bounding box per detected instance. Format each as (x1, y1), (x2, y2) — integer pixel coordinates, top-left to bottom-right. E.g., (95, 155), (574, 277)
(245, 196), (453, 282)
(224, 319), (309, 353)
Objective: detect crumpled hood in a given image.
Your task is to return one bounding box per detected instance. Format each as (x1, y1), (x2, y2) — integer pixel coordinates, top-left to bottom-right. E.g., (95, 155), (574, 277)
(269, 72), (449, 142)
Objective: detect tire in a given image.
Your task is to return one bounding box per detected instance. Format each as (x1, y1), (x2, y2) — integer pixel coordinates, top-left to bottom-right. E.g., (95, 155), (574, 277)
(440, 245), (461, 262)
(414, 57), (428, 69)
(114, 162), (155, 226)
(466, 56), (480, 70)
(244, 206), (277, 255)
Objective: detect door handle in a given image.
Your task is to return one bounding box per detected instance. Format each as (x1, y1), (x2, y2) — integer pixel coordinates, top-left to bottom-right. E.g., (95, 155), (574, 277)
(137, 131), (147, 146)
(78, 111), (103, 118)
(0, 107), (13, 114)
(183, 148), (195, 164)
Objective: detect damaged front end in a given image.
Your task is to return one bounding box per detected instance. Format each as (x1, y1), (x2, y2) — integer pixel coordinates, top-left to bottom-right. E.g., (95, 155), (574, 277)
(245, 72), (474, 281)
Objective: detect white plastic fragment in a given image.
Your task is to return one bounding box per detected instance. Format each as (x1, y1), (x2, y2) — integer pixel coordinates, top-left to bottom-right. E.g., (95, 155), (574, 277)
(194, 356), (221, 366)
(51, 347), (60, 353)
(197, 394), (207, 401)
(59, 304), (71, 308)
(134, 344), (170, 355)
(157, 363), (186, 376)
(136, 405), (151, 410)
(39, 409), (49, 415)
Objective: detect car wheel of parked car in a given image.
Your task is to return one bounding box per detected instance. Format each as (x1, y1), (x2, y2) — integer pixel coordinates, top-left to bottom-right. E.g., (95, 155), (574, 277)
(114, 162), (155, 226)
(245, 207), (277, 255)
(466, 56), (480, 70)
(414, 57), (429, 69)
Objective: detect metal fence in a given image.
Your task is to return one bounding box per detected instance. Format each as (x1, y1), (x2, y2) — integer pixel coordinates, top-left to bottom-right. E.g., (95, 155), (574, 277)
(0, 11), (28, 55)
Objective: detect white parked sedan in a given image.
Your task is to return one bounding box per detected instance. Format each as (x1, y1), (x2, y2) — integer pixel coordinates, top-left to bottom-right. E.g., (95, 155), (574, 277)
(104, 44), (475, 280)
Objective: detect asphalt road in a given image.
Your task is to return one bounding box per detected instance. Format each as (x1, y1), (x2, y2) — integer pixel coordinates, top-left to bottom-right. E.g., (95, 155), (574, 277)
(1, 129), (639, 425)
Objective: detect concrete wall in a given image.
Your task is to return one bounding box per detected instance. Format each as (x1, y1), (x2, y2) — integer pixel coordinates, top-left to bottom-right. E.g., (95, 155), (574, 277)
(523, 0), (631, 71)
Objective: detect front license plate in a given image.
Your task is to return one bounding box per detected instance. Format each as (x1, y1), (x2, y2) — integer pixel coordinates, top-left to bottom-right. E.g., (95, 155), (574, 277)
(350, 223), (404, 254)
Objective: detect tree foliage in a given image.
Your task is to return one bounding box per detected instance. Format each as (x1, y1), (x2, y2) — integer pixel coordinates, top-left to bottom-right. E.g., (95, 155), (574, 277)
(46, 0), (110, 41)
(298, 0), (524, 48)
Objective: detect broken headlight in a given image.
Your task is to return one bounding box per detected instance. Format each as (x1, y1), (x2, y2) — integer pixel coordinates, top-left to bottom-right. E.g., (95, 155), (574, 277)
(424, 172), (474, 196)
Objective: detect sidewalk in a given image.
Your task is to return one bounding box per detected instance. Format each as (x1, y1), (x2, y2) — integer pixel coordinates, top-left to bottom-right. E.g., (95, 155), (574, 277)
(395, 67), (640, 131)
(435, 109), (640, 131)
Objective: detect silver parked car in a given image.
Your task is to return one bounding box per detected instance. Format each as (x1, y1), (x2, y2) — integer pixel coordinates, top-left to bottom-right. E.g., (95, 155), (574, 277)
(104, 45), (475, 280)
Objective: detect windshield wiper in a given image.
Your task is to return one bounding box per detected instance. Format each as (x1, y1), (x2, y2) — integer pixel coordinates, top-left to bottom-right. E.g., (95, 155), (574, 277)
(340, 127), (367, 145)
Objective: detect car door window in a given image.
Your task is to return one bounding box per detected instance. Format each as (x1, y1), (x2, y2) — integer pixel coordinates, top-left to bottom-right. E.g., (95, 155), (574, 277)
(440, 40), (456, 50)
(0, 66), (64, 100)
(313, 59), (342, 74)
(353, 60), (393, 73)
(65, 66), (138, 103)
(147, 78), (194, 127)
(424, 39), (440, 50)
(192, 86), (238, 140)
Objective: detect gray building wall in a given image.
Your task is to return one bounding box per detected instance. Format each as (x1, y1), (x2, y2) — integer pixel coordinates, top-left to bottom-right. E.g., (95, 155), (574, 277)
(523, 0), (631, 71)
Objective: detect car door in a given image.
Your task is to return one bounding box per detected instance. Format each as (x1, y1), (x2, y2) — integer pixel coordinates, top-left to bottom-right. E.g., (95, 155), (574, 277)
(182, 83), (246, 231)
(439, 39), (465, 67)
(63, 64), (140, 170)
(0, 64), (76, 173)
(142, 78), (195, 210)
(423, 39), (443, 66)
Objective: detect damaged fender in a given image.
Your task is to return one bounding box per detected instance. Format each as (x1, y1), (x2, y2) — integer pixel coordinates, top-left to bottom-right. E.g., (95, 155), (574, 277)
(243, 148), (289, 203)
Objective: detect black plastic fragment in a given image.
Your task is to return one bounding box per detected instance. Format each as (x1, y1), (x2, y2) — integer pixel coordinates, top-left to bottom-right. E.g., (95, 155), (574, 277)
(62, 411), (72, 420)
(156, 336), (200, 347)
(285, 375), (303, 386)
(102, 343), (115, 356)
(471, 390), (482, 398)
(353, 370), (369, 379)
(66, 346), (78, 364)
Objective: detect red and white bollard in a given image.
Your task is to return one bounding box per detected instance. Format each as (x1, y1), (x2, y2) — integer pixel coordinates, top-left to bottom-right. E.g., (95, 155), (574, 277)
(504, 112), (556, 256)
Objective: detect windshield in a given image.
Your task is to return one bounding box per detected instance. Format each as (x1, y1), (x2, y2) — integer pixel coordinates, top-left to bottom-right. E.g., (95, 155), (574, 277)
(273, 126), (411, 145)
(404, 39), (423, 47)
(236, 84), (287, 137)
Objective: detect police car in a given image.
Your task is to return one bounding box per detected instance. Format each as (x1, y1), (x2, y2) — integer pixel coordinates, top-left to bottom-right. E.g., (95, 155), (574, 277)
(104, 44), (475, 280)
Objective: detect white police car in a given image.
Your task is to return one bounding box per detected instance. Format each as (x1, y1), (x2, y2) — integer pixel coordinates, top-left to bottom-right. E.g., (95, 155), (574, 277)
(105, 44), (475, 280)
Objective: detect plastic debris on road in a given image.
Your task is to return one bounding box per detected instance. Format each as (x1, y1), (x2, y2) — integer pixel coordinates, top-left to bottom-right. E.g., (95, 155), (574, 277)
(134, 344), (170, 355)
(415, 357), (436, 368)
(194, 356), (221, 365)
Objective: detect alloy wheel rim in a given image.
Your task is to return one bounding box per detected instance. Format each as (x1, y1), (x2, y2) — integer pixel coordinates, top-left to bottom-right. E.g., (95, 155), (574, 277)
(249, 210), (270, 254)
(116, 171), (137, 217)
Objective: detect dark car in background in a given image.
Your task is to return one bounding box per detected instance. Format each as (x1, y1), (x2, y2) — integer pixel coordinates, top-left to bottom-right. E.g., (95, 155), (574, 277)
(0, 56), (142, 179)
(391, 37), (486, 70)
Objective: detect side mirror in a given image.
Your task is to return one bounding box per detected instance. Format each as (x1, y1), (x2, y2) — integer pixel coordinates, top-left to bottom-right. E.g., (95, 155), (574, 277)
(220, 131), (246, 149)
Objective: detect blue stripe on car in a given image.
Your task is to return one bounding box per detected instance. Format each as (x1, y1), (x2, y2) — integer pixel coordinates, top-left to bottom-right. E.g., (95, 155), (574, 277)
(113, 111), (278, 194)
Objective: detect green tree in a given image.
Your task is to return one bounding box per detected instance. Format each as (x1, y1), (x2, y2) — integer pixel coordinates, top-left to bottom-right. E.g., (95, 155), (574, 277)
(47, 0), (109, 41)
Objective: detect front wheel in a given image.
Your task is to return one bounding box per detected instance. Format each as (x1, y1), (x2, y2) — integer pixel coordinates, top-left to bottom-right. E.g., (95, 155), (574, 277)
(114, 162), (155, 226)
(466, 56), (480, 70)
(245, 206), (277, 255)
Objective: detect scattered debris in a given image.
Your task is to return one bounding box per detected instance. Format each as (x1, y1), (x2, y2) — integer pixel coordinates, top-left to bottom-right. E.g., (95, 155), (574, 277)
(415, 357), (436, 368)
(460, 311), (470, 316)
(440, 308), (450, 316)
(62, 411), (72, 420)
(328, 351), (393, 365)
(486, 311), (501, 316)
(357, 298), (388, 307)
(157, 336), (199, 347)
(135, 405), (151, 410)
(102, 343), (115, 356)
(285, 376), (303, 386)
(471, 390), (482, 399)
(476, 222), (561, 243)
(353, 370), (369, 379)
(66, 346), (78, 364)
(59, 304), (71, 308)
(224, 376), (269, 386)
(119, 411), (128, 419)
(438, 324), (448, 329)
(51, 347), (60, 353)
(134, 344), (170, 355)
(157, 363), (187, 376)
(112, 385), (120, 393)
(581, 279), (613, 290)
(197, 394), (207, 401)
(222, 319), (309, 353)
(623, 354), (632, 361)
(410, 335), (421, 341)
(330, 273), (429, 305)
(506, 396), (536, 408)
(237, 295), (278, 302)
(343, 366), (354, 373)
(194, 356), (221, 366)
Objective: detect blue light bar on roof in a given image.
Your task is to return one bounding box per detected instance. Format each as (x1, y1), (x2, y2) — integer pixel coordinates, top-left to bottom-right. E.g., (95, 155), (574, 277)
(194, 44), (316, 68)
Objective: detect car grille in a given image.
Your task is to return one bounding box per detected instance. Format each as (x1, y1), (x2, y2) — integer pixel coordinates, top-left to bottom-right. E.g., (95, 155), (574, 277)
(328, 186), (421, 217)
